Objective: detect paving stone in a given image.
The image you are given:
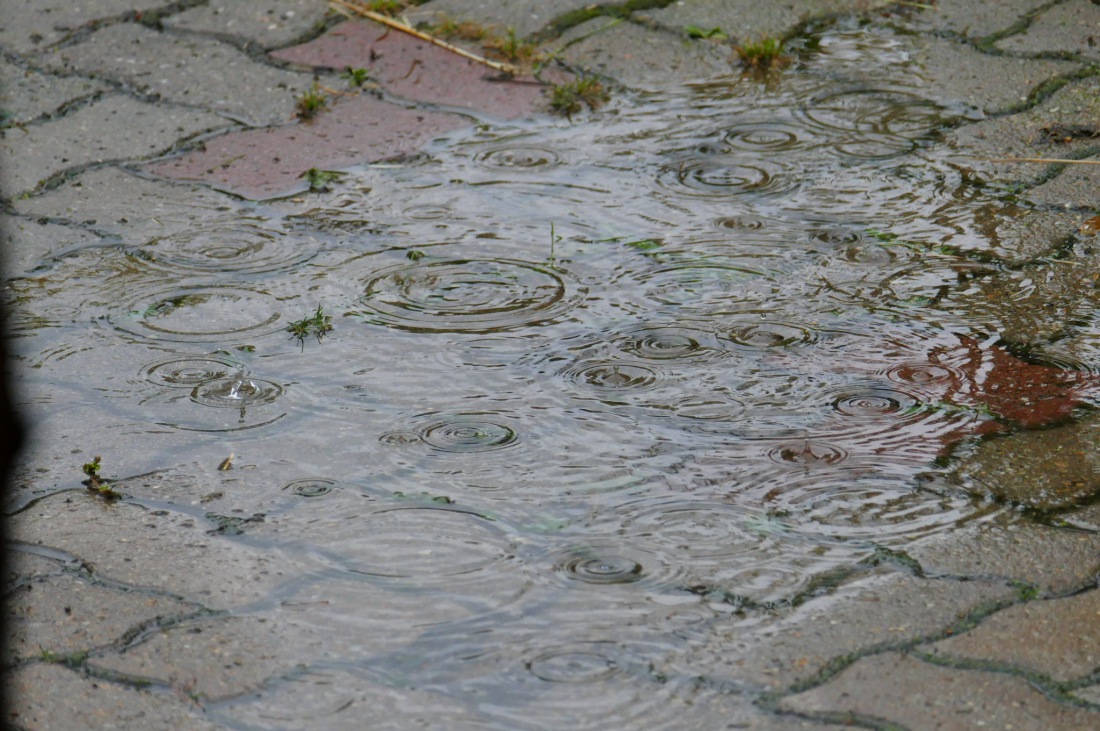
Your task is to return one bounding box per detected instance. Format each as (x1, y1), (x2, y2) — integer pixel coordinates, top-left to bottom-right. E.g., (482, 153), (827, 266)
(5, 662), (220, 731)
(927, 589), (1100, 682)
(9, 492), (311, 610)
(416, 0), (596, 39)
(945, 76), (1100, 188)
(40, 22), (315, 126)
(997, 0), (1100, 61)
(900, 0), (1050, 38)
(1028, 161), (1100, 210)
(781, 651), (1100, 730)
(908, 36), (1078, 116)
(909, 520), (1100, 595)
(949, 412), (1100, 511)
(1072, 683), (1100, 704)
(145, 93), (469, 199)
(164, 0), (331, 49)
(6, 573), (197, 663)
(0, 59), (111, 125)
(557, 19), (730, 89)
(638, 0), (889, 42)
(665, 572), (1014, 691)
(90, 615), (326, 703)
(0, 94), (225, 197)
(271, 19), (552, 120)
(12, 166), (241, 245)
(0, 0), (163, 54)
(0, 215), (107, 277)
(4, 548), (67, 591)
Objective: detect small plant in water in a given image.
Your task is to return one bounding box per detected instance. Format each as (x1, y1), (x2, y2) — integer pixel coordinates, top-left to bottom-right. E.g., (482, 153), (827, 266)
(295, 84), (328, 120)
(81, 456), (121, 500)
(549, 77), (609, 118)
(341, 66), (371, 88)
(287, 305), (334, 351)
(735, 35), (790, 71)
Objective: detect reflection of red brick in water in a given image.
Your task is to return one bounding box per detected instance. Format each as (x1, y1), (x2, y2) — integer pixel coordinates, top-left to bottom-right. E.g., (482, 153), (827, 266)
(929, 337), (1099, 434)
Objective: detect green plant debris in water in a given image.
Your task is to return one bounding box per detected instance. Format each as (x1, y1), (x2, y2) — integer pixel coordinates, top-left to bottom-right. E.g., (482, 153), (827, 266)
(624, 238), (662, 252)
(301, 167), (346, 193)
(287, 305), (334, 351)
(81, 455), (121, 500)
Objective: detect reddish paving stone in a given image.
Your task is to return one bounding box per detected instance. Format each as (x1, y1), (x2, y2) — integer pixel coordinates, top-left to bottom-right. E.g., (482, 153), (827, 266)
(927, 590), (1100, 682)
(781, 652), (1100, 730)
(271, 19), (553, 120)
(145, 94), (468, 199)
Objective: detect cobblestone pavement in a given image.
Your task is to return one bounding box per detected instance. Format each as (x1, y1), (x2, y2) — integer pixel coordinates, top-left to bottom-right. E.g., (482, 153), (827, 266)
(3, 1), (1100, 729)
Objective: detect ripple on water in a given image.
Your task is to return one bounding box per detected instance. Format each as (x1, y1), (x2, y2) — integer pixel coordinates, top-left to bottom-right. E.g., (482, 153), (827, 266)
(142, 220), (315, 275)
(562, 360), (664, 396)
(143, 356), (238, 388)
(614, 324), (722, 362)
(718, 319), (822, 349)
(722, 120), (817, 152)
(657, 157), (794, 198)
(112, 286), (282, 343)
(281, 478), (341, 498)
(476, 144), (565, 169)
(796, 87), (947, 160)
(359, 258), (583, 333)
(420, 414), (519, 453)
(541, 541), (687, 591)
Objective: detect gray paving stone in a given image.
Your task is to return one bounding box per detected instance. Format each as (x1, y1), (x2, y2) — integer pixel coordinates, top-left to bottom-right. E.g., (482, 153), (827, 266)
(997, 0), (1100, 61)
(0, 215), (107, 276)
(948, 413), (1100, 511)
(416, 0), (596, 39)
(557, 19), (730, 90)
(164, 0), (330, 49)
(900, 0), (1050, 38)
(908, 35), (1078, 116)
(6, 573), (197, 663)
(1072, 683), (1100, 705)
(781, 651), (1100, 730)
(637, 0), (888, 42)
(90, 615), (324, 703)
(1027, 161), (1100, 210)
(927, 589), (1100, 682)
(6, 662), (220, 731)
(40, 21), (315, 126)
(909, 521), (1100, 595)
(0, 59), (112, 125)
(4, 548), (66, 590)
(9, 492), (312, 610)
(665, 572), (1014, 691)
(0, 94), (225, 197)
(13, 166), (242, 245)
(0, 0), (162, 53)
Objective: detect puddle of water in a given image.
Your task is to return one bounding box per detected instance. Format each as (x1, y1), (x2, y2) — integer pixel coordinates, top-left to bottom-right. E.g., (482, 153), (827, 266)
(8, 25), (1089, 728)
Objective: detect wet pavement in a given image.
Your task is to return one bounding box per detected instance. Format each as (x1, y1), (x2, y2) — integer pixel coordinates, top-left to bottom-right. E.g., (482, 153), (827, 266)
(3, 1), (1100, 729)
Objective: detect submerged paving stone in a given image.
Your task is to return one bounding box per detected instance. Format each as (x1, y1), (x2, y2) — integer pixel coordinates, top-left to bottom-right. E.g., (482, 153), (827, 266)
(0, 59), (111, 125)
(950, 412), (1100, 510)
(996, 0), (1100, 61)
(4, 549), (66, 590)
(927, 589), (1100, 682)
(6, 573), (197, 663)
(40, 22), (315, 126)
(0, 94), (225, 197)
(9, 492), (310, 610)
(7, 663), (220, 731)
(556, 19), (730, 89)
(164, 0), (331, 49)
(909, 520), (1100, 595)
(0, 215), (105, 277)
(272, 20), (551, 120)
(666, 572), (1014, 691)
(781, 651), (1100, 730)
(145, 94), (469, 199)
(12, 167), (241, 245)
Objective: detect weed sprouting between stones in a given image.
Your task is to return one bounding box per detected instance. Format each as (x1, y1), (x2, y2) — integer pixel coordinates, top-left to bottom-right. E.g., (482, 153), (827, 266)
(549, 77), (609, 118)
(735, 35), (790, 71)
(82, 456), (121, 500)
(300, 167), (346, 193)
(341, 66), (371, 87)
(287, 305), (334, 350)
(295, 84), (329, 120)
